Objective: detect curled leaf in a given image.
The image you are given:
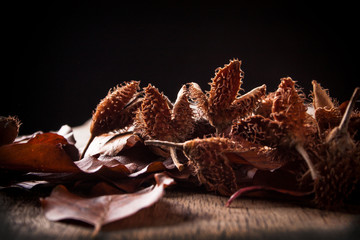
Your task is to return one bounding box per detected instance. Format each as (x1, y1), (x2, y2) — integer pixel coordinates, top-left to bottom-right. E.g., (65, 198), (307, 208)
(40, 173), (175, 236)
(84, 131), (142, 157)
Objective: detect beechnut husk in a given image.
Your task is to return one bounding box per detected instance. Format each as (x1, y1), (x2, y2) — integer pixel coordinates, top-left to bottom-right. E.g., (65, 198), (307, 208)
(2, 59), (360, 212)
(80, 59), (360, 210)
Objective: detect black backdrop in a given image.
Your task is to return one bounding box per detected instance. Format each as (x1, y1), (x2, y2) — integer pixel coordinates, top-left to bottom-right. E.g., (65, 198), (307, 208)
(2, 2), (358, 135)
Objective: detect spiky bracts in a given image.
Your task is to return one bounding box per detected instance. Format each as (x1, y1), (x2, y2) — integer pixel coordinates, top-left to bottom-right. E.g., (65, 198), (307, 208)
(134, 84), (194, 142)
(188, 59), (266, 133)
(90, 81), (140, 137)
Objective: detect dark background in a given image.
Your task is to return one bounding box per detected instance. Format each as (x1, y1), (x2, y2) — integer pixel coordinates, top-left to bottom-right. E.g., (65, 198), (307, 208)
(2, 1), (358, 135)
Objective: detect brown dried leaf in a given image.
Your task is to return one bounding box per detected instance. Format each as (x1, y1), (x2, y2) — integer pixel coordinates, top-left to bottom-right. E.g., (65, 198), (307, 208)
(40, 173), (175, 236)
(0, 133), (80, 173)
(84, 131), (142, 157)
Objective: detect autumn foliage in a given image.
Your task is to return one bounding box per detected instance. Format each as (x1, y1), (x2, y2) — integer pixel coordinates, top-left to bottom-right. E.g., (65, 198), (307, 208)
(1, 59), (359, 235)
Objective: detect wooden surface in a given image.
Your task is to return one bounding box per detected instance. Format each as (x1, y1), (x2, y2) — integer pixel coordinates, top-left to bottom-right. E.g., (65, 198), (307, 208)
(1, 122), (359, 240)
(0, 187), (359, 240)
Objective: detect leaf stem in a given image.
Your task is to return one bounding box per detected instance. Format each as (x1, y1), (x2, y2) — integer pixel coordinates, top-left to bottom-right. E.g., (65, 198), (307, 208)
(169, 147), (184, 171)
(295, 143), (317, 181)
(339, 87), (360, 134)
(80, 134), (95, 159)
(144, 140), (184, 149)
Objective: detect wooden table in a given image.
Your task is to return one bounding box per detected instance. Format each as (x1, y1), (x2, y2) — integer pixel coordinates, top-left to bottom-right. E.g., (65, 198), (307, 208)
(1, 187), (359, 240)
(1, 122), (359, 239)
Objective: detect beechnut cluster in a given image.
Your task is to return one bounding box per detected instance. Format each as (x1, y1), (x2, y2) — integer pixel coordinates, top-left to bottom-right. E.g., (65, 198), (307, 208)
(82, 59), (360, 210)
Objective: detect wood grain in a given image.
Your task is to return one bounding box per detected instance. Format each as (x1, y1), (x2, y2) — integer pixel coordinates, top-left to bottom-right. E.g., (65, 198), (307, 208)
(1, 187), (359, 240)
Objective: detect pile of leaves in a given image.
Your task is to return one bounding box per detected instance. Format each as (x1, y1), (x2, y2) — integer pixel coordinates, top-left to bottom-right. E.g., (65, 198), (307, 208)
(1, 59), (360, 235)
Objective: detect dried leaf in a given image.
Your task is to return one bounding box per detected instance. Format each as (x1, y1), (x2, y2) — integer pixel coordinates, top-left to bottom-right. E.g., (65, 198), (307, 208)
(40, 173), (175, 236)
(0, 133), (80, 173)
(75, 155), (133, 176)
(84, 131), (142, 157)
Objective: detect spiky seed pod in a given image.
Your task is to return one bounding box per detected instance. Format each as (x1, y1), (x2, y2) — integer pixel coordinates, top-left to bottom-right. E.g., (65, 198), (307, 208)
(145, 136), (286, 196)
(172, 85), (195, 142)
(230, 84), (267, 117)
(134, 84), (195, 171)
(90, 81), (140, 137)
(254, 92), (275, 118)
(230, 115), (285, 148)
(208, 59), (244, 112)
(207, 59), (244, 131)
(268, 77), (318, 180)
(188, 82), (209, 119)
(314, 107), (342, 135)
(0, 116), (21, 146)
(188, 60), (266, 133)
(182, 137), (240, 196)
(312, 81), (360, 139)
(134, 84), (172, 141)
(314, 87), (360, 209)
(81, 81), (140, 158)
(272, 77), (308, 142)
(144, 137), (240, 195)
(314, 145), (360, 209)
